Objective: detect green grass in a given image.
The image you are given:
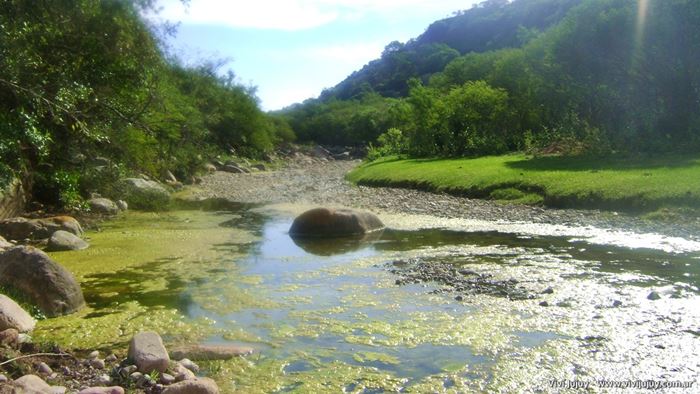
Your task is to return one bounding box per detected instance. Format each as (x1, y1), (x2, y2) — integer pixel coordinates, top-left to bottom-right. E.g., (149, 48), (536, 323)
(347, 153), (700, 214)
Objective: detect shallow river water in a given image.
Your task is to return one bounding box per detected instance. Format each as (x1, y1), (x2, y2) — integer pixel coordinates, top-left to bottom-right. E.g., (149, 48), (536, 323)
(39, 203), (700, 393)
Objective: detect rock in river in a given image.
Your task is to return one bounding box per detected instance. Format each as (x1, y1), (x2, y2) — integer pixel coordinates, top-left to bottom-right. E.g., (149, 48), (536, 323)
(0, 216), (83, 240)
(0, 294), (35, 332)
(117, 178), (170, 210)
(289, 207), (384, 238)
(46, 230), (89, 251)
(88, 198), (119, 215)
(0, 246), (85, 317)
(128, 331), (170, 373)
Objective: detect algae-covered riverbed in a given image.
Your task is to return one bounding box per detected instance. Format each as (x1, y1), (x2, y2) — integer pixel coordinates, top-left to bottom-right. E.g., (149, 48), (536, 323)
(36, 204), (700, 393)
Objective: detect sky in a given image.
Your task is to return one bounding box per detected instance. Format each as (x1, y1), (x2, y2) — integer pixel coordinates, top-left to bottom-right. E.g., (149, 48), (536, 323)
(153, 0), (480, 111)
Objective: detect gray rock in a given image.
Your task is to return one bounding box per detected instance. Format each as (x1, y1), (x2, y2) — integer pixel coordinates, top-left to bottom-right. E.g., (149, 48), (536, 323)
(88, 198), (119, 215)
(178, 358), (199, 373)
(89, 358), (105, 370)
(37, 362), (53, 375)
(312, 146), (332, 158)
(104, 354), (117, 363)
(0, 328), (19, 347)
(204, 163), (217, 173)
(160, 373), (176, 385)
(222, 164), (245, 174)
(333, 151), (351, 160)
(47, 230), (89, 252)
(251, 164), (266, 171)
(116, 200), (128, 211)
(170, 344), (254, 361)
(13, 374), (52, 393)
(647, 291), (661, 300)
(127, 331), (170, 373)
(172, 363), (195, 382)
(78, 387), (124, 394)
(51, 387), (67, 394)
(129, 372), (143, 382)
(121, 365), (137, 375)
(0, 373), (6, 382)
(0, 235), (11, 250)
(289, 208), (385, 238)
(0, 294), (36, 332)
(117, 178), (170, 211)
(0, 246), (85, 317)
(95, 374), (111, 385)
(87, 350), (99, 360)
(164, 170), (177, 183)
(162, 378), (220, 394)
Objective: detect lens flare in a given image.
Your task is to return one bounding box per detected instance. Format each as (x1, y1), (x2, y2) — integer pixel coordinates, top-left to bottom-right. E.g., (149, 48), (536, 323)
(635, 0), (650, 47)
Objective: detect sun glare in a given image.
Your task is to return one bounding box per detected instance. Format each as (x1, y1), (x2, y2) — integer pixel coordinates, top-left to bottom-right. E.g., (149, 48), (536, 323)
(635, 0), (650, 47)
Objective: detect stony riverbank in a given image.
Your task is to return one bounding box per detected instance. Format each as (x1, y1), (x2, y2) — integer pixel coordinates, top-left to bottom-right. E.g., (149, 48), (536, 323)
(189, 156), (700, 241)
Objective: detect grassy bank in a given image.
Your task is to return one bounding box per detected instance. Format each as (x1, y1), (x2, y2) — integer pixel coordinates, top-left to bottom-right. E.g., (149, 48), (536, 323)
(347, 154), (700, 215)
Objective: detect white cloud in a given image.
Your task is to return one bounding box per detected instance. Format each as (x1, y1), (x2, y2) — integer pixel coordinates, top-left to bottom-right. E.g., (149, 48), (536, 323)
(156, 0), (474, 31)
(301, 42), (385, 63)
(261, 86), (320, 111)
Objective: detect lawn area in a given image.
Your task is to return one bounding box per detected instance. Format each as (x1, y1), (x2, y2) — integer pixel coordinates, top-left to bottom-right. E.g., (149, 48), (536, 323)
(347, 154), (700, 214)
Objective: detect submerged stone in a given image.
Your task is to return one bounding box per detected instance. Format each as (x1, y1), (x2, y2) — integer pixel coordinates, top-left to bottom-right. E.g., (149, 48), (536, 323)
(170, 344), (254, 361)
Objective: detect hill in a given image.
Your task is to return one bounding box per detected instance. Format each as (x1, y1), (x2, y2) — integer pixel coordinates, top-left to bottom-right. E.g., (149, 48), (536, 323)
(283, 0), (700, 156)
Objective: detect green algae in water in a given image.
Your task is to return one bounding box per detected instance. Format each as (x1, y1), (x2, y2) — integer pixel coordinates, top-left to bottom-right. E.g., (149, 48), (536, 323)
(37, 210), (260, 349)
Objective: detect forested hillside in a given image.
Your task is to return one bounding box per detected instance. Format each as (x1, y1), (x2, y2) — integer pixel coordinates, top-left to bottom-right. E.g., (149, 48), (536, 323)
(283, 0), (700, 157)
(0, 0), (294, 209)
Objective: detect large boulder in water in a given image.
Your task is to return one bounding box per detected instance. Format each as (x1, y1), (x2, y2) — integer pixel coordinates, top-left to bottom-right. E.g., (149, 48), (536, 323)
(117, 178), (170, 210)
(0, 246), (85, 317)
(289, 208), (384, 238)
(47, 230), (89, 251)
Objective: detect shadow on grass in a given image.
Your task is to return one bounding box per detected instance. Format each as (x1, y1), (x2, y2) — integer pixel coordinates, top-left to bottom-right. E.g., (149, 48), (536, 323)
(506, 154), (700, 172)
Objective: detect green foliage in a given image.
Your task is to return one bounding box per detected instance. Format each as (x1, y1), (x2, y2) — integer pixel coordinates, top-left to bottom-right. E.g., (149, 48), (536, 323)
(367, 128), (408, 160)
(34, 170), (84, 211)
(286, 0), (700, 159)
(0, 0), (284, 209)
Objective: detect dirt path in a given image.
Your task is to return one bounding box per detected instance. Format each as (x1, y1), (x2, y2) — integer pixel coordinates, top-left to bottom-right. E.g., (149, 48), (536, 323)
(190, 158), (700, 240)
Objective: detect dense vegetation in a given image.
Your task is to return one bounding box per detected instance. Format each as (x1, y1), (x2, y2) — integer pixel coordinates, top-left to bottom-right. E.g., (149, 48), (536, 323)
(283, 0), (700, 158)
(0, 0), (293, 209)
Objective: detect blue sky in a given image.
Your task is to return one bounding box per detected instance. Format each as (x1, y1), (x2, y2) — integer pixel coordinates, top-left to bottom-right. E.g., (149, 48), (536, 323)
(153, 0), (480, 111)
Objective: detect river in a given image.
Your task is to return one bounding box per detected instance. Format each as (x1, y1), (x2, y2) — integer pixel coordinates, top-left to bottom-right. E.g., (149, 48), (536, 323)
(37, 195), (699, 393)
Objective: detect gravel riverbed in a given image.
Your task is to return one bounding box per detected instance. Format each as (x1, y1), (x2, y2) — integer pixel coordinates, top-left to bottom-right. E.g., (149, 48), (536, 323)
(190, 158), (700, 240)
